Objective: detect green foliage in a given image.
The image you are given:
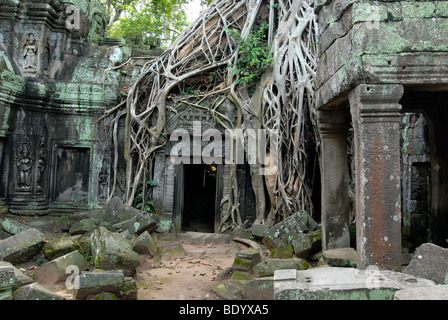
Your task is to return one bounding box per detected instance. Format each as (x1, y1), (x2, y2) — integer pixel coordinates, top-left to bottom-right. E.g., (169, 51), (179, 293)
(200, 0), (213, 7)
(132, 179), (158, 212)
(104, 0), (190, 46)
(181, 86), (200, 97)
(227, 23), (274, 85)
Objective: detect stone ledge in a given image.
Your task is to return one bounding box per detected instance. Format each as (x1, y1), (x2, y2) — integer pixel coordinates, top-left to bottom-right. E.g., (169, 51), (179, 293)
(274, 267), (436, 300)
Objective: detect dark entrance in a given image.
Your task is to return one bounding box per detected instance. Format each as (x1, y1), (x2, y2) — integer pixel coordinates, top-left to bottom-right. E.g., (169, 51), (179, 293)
(182, 164), (217, 232)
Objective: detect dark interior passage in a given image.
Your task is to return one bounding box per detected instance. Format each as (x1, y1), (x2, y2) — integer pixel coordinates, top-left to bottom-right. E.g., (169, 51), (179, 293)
(182, 164), (216, 232)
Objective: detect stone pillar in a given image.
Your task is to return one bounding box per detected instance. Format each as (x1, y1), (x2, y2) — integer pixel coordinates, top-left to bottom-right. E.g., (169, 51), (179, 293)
(318, 108), (351, 250)
(349, 84), (403, 271)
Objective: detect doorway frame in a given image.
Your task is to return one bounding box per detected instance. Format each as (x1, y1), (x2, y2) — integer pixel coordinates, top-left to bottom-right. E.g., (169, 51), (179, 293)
(173, 162), (223, 233)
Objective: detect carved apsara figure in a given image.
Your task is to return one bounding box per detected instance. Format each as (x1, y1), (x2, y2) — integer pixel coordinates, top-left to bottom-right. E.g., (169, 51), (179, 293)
(17, 143), (33, 191)
(98, 159), (109, 200)
(23, 33), (38, 70)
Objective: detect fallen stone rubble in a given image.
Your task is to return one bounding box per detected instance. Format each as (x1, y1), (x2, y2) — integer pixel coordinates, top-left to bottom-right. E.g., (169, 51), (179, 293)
(210, 211), (448, 300)
(0, 197), (169, 300)
(0, 201), (447, 300)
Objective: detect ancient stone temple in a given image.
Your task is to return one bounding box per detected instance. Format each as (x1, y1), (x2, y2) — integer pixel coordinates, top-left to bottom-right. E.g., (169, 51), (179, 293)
(0, 0), (133, 214)
(316, 0), (448, 270)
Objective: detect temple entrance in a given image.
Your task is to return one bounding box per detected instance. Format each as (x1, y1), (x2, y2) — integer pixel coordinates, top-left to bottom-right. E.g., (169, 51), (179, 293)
(181, 164), (217, 233)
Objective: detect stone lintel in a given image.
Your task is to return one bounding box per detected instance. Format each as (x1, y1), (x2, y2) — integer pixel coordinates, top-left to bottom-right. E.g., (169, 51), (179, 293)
(349, 84), (403, 272)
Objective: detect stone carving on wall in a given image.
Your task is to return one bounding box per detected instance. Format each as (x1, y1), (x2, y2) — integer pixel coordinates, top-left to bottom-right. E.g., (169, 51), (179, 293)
(98, 158), (109, 202)
(22, 33), (38, 72)
(15, 140), (33, 192)
(36, 134), (47, 193)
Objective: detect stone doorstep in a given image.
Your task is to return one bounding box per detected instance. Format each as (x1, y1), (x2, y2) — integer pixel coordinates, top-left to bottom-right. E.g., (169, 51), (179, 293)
(274, 267), (437, 300)
(177, 231), (233, 245)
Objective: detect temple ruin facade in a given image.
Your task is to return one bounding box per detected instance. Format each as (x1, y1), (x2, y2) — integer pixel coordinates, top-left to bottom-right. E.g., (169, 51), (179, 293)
(0, 0), (447, 273)
(316, 0), (448, 270)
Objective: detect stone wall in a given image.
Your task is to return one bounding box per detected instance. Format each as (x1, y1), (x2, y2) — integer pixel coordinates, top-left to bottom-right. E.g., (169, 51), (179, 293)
(0, 0), (134, 214)
(401, 113), (430, 243)
(315, 0), (448, 270)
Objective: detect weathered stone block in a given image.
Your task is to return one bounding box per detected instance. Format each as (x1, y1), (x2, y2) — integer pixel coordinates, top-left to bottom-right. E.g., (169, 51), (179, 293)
(403, 243), (448, 284)
(74, 270), (124, 300)
(269, 243), (294, 259)
(120, 277), (138, 300)
(0, 261), (33, 290)
(0, 228), (45, 264)
(262, 212), (309, 249)
(159, 242), (186, 257)
(43, 235), (81, 260)
(212, 281), (243, 300)
(152, 213), (172, 233)
(233, 249), (261, 273)
(250, 224), (269, 239)
(322, 248), (357, 268)
(242, 277), (274, 300)
(254, 258), (309, 277)
(0, 265), (15, 291)
(12, 283), (64, 300)
(178, 232), (232, 245)
(132, 231), (157, 256)
(274, 267), (435, 300)
(291, 233), (312, 258)
(35, 251), (90, 285)
(90, 227), (141, 276)
(91, 292), (118, 300)
(394, 285), (448, 300)
(0, 218), (29, 235)
(69, 218), (97, 236)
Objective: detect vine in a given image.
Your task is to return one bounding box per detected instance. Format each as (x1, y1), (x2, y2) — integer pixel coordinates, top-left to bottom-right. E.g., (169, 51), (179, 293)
(103, 0), (320, 229)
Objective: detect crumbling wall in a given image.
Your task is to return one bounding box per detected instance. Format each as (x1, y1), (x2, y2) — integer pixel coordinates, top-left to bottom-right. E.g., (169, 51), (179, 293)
(401, 113), (430, 244)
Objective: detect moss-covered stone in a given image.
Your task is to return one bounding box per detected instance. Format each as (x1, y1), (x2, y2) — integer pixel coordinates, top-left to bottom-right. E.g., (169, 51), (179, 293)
(254, 258), (309, 277)
(69, 219), (97, 236)
(0, 218), (30, 235)
(92, 292), (119, 300)
(269, 243), (294, 259)
(12, 283), (64, 300)
(322, 248), (357, 268)
(230, 270), (252, 281)
(90, 227), (140, 276)
(0, 228), (45, 264)
(132, 231), (157, 256)
(232, 249), (261, 273)
(212, 281), (243, 300)
(43, 235), (82, 260)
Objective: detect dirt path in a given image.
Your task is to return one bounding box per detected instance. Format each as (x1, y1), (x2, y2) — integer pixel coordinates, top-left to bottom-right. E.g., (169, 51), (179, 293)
(135, 239), (244, 300)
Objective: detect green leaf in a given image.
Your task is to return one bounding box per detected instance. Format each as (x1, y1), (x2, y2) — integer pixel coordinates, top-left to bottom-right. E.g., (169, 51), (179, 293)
(147, 180), (159, 186)
(136, 203), (143, 209)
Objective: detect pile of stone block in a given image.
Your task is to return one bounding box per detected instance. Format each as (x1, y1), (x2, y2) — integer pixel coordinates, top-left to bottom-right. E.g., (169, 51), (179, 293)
(252, 211), (322, 259)
(0, 197), (172, 300)
(211, 211), (321, 299)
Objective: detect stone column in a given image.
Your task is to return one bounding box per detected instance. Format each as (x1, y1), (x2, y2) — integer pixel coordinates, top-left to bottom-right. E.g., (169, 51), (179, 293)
(318, 108), (351, 250)
(349, 84), (403, 271)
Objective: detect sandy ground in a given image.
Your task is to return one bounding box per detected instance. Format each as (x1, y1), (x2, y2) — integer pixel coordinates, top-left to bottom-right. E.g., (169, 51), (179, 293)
(135, 240), (244, 300)
(24, 235), (246, 300)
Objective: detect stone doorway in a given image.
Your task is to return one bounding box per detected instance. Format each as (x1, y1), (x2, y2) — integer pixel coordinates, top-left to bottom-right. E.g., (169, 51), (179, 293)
(179, 164), (218, 233)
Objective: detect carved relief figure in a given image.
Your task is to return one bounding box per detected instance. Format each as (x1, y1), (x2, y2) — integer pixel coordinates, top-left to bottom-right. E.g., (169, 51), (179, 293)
(43, 37), (51, 75)
(36, 135), (46, 193)
(22, 33), (38, 70)
(16, 143), (33, 191)
(98, 159), (109, 201)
